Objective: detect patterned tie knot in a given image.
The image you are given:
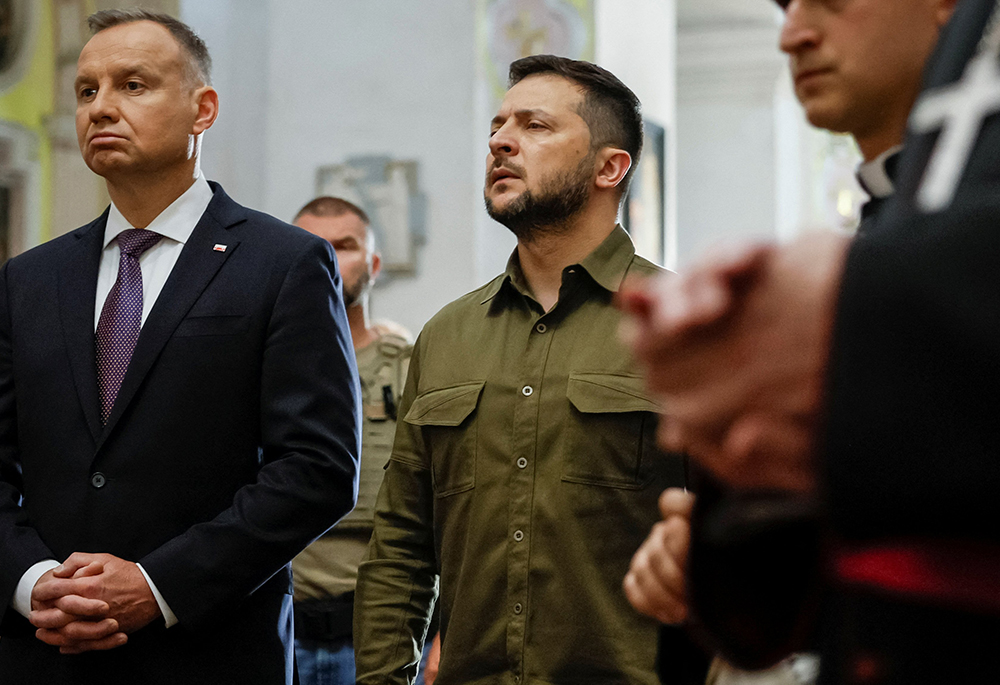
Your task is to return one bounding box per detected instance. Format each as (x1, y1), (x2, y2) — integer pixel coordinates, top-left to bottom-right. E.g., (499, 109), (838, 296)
(117, 228), (162, 258)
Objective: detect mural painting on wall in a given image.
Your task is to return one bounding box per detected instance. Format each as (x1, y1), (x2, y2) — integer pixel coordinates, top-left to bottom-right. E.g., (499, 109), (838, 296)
(623, 120), (666, 266)
(480, 0), (595, 101)
(316, 156), (427, 278)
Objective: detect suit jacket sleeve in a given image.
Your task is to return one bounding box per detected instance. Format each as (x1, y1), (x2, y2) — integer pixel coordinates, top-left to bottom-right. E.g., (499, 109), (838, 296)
(0, 262), (56, 630)
(824, 200), (1000, 542)
(138, 237), (361, 626)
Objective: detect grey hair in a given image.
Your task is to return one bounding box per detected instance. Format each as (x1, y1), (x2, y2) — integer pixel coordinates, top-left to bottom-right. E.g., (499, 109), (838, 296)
(87, 9), (212, 86)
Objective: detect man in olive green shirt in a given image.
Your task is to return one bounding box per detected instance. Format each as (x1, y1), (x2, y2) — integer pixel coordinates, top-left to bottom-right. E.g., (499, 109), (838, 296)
(354, 56), (696, 685)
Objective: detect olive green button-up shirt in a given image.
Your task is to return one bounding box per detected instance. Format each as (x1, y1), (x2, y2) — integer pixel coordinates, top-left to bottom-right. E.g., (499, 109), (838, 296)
(354, 226), (689, 685)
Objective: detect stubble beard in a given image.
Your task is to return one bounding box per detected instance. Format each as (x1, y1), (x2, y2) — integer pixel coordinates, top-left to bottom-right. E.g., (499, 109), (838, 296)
(342, 270), (372, 308)
(484, 153), (594, 243)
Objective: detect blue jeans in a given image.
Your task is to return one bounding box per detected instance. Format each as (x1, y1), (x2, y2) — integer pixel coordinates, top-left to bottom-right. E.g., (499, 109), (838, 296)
(295, 637), (355, 685)
(414, 637), (433, 685)
(296, 636), (434, 685)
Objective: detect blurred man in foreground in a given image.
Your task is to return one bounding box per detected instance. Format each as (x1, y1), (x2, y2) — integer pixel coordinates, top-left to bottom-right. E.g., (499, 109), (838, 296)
(623, 0), (1000, 683)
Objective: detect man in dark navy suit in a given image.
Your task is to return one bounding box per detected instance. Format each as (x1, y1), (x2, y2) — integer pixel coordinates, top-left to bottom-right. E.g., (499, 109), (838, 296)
(0, 9), (360, 684)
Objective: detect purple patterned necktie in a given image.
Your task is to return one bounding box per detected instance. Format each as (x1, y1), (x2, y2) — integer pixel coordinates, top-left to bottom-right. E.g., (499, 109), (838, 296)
(96, 228), (163, 424)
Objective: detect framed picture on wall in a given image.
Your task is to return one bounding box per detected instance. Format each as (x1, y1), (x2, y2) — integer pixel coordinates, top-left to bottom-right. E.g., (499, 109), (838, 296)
(623, 119), (666, 265)
(316, 156), (427, 277)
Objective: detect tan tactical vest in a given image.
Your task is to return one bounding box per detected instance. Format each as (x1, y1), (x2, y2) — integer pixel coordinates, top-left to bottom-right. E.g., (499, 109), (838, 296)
(338, 331), (412, 530)
(292, 330), (413, 602)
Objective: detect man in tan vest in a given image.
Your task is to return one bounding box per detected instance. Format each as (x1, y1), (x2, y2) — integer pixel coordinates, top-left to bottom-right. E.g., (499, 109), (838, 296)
(291, 197), (414, 685)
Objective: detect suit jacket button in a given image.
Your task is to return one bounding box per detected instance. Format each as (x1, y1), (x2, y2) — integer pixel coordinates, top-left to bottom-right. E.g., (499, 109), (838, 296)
(90, 472), (107, 489)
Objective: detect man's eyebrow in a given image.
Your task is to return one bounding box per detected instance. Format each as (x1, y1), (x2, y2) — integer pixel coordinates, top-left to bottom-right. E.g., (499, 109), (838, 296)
(75, 63), (158, 88)
(492, 109), (552, 127)
(116, 63), (158, 80)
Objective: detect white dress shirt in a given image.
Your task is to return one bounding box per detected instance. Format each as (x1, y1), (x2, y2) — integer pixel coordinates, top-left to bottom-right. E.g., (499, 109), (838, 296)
(856, 144), (903, 200)
(11, 174), (214, 629)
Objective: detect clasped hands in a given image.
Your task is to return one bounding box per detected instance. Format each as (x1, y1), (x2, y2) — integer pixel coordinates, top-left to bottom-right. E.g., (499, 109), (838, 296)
(29, 552), (161, 654)
(621, 231), (850, 625)
(619, 230), (852, 492)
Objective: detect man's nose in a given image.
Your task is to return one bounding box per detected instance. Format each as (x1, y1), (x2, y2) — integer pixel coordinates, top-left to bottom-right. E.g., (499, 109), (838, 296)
(88, 87), (120, 122)
(779, 1), (822, 55)
(489, 123), (519, 158)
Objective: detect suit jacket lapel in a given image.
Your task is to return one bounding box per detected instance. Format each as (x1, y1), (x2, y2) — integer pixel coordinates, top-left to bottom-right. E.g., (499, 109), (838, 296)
(59, 212), (108, 443)
(98, 185), (245, 447)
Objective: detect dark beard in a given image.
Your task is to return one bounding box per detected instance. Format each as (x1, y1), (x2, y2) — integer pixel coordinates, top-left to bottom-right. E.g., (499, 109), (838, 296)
(342, 270), (371, 308)
(485, 155), (593, 242)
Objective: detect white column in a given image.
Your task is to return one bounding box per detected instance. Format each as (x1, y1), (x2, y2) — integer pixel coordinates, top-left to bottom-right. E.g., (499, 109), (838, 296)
(676, 4), (784, 266)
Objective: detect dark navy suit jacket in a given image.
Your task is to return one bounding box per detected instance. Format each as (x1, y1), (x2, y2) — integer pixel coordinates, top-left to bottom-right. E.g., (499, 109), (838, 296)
(0, 183), (361, 684)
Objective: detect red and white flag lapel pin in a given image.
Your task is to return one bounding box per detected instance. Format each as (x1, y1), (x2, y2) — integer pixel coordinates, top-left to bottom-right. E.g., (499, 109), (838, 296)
(213, 244), (228, 252)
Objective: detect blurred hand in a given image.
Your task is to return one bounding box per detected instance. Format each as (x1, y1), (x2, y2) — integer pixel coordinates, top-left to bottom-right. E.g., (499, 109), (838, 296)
(30, 552), (161, 654)
(624, 488), (695, 624)
(620, 232), (851, 491)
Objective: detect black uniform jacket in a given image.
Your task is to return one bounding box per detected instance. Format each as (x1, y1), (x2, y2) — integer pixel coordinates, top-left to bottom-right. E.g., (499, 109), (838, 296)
(685, 2), (1000, 682)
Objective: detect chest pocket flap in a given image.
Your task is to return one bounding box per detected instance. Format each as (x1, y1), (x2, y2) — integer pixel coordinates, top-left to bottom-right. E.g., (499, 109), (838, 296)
(564, 373), (658, 489)
(404, 381), (485, 497)
(404, 381), (486, 426)
(566, 373), (659, 414)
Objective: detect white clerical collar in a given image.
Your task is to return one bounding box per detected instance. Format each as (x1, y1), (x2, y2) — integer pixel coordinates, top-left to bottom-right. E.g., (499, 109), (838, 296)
(104, 174), (214, 248)
(856, 145), (903, 200)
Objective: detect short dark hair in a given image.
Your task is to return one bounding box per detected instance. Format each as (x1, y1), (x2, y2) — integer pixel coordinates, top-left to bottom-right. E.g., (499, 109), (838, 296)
(294, 196), (371, 225)
(508, 55), (643, 196)
(87, 9), (212, 86)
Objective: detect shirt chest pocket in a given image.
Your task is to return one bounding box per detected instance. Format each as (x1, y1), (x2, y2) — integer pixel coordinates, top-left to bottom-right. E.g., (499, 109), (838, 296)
(562, 372), (659, 489)
(404, 380), (485, 497)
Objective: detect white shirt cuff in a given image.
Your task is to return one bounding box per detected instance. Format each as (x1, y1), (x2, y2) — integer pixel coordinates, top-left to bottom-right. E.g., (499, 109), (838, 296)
(136, 563), (178, 628)
(12, 559), (61, 618)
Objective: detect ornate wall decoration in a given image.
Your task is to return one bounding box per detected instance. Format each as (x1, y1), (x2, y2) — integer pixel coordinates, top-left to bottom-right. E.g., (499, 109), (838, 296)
(479, 0), (595, 101)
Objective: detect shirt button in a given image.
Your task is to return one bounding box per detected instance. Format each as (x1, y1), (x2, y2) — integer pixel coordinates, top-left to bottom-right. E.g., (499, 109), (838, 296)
(513, 602), (523, 615)
(521, 385), (533, 397)
(517, 457), (527, 469)
(513, 530), (524, 542)
(535, 323), (547, 334)
(90, 472), (107, 489)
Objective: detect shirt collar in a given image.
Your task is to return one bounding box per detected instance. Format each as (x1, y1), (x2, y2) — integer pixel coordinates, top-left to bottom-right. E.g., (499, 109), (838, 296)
(577, 225), (636, 293)
(856, 145), (903, 200)
(481, 225), (637, 305)
(104, 173), (214, 248)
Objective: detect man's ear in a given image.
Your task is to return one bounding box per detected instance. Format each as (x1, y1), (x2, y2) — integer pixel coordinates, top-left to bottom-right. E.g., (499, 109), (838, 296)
(934, 0), (959, 28)
(370, 252), (383, 282)
(192, 86), (220, 135)
(594, 148), (632, 192)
